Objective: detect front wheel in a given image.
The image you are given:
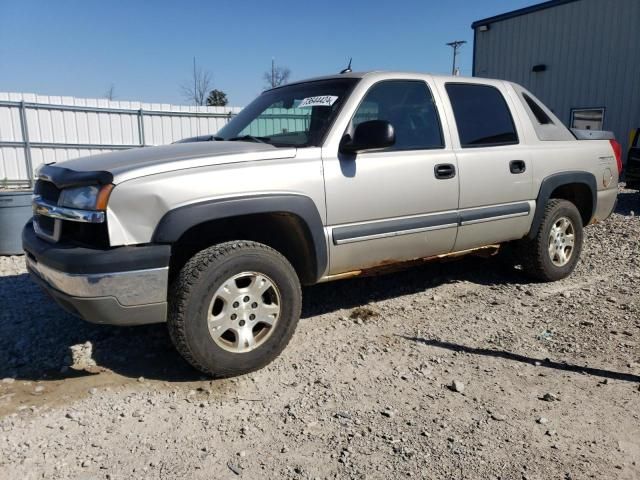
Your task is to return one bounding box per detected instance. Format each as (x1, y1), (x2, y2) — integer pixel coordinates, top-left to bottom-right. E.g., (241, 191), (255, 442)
(168, 241), (302, 378)
(517, 199), (584, 282)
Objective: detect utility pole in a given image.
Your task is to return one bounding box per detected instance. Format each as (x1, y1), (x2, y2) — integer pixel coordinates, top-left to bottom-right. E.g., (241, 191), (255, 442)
(446, 40), (467, 75)
(271, 57), (275, 88)
(193, 56), (197, 106)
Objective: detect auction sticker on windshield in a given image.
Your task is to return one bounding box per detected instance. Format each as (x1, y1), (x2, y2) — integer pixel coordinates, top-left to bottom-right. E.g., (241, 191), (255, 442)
(297, 96), (338, 108)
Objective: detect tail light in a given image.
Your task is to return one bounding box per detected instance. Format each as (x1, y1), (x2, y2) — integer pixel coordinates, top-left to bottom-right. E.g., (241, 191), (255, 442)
(609, 139), (623, 174)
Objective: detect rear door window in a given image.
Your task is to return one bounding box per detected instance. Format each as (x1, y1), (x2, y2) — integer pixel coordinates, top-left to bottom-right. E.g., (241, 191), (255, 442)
(445, 83), (519, 148)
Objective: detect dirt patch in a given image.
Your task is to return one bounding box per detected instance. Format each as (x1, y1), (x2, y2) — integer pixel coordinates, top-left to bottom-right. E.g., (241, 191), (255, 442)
(349, 306), (380, 322)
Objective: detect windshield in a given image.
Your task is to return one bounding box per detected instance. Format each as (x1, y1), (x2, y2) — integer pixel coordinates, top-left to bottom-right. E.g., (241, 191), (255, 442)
(216, 78), (359, 147)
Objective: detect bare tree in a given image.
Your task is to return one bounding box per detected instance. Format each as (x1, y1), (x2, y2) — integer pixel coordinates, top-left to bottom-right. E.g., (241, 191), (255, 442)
(103, 84), (116, 101)
(181, 57), (213, 106)
(263, 59), (291, 89)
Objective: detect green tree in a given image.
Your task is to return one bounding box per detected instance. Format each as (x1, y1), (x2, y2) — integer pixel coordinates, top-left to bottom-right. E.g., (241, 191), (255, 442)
(206, 89), (228, 106)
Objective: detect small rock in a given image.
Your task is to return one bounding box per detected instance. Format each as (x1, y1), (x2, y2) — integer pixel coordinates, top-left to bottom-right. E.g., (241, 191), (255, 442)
(1, 378), (15, 384)
(541, 392), (559, 402)
(538, 330), (553, 341)
(450, 380), (465, 393)
(88, 388), (98, 395)
(137, 376), (145, 383)
(227, 462), (242, 475)
(34, 385), (45, 393)
(537, 417), (549, 425)
(69, 342), (96, 370)
(66, 411), (80, 421)
(238, 450), (246, 458)
(491, 413), (507, 422)
(381, 408), (396, 418)
(281, 445), (288, 453)
(81, 460), (91, 468)
(562, 291), (571, 299)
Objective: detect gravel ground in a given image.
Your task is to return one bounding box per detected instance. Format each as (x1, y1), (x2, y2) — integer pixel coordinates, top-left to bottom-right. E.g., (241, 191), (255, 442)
(1, 186), (639, 480)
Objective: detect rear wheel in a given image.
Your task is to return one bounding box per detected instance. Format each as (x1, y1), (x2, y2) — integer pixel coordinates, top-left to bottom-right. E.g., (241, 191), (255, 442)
(168, 240), (302, 378)
(517, 199), (583, 282)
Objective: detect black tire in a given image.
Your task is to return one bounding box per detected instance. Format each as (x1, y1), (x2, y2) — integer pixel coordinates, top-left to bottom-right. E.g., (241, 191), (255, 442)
(517, 199), (584, 282)
(168, 240), (302, 378)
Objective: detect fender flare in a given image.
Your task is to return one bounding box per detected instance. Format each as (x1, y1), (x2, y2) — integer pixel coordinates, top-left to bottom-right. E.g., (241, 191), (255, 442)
(528, 171), (597, 239)
(152, 194), (327, 281)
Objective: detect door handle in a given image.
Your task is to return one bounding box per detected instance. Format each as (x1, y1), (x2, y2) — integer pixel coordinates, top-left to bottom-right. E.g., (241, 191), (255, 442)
(509, 160), (526, 174)
(434, 163), (456, 179)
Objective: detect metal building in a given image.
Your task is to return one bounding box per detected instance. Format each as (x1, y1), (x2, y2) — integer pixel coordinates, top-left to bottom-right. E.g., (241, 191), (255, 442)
(472, 0), (640, 155)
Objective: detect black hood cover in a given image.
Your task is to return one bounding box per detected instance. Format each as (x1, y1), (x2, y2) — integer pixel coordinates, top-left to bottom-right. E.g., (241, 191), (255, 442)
(37, 164), (113, 189)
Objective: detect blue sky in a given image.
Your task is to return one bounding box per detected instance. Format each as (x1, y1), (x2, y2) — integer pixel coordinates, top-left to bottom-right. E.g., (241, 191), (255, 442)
(0, 0), (538, 106)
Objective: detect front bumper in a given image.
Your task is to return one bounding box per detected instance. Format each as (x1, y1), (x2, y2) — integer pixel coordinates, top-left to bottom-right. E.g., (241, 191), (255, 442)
(23, 222), (170, 326)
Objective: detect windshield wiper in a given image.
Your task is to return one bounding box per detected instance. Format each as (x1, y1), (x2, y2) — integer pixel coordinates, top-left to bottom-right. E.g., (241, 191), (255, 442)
(227, 135), (269, 144)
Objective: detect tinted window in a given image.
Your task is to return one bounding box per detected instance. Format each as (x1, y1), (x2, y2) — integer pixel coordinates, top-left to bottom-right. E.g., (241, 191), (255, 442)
(523, 93), (553, 125)
(446, 83), (518, 147)
(351, 81), (443, 150)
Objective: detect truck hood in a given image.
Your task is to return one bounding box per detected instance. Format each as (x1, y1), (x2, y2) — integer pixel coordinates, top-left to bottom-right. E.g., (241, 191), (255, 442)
(46, 141), (297, 185)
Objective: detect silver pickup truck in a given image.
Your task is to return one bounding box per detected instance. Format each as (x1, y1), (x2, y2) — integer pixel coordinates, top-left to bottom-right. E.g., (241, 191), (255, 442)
(23, 71), (621, 377)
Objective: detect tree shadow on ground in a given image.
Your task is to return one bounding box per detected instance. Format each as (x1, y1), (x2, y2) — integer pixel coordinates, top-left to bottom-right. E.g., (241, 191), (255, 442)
(402, 336), (640, 383)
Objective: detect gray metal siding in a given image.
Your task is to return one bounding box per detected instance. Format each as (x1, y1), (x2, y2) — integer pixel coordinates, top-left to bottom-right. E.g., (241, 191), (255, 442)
(473, 0), (640, 155)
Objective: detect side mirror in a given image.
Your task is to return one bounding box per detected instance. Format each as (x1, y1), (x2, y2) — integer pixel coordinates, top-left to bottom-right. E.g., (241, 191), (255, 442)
(340, 120), (395, 154)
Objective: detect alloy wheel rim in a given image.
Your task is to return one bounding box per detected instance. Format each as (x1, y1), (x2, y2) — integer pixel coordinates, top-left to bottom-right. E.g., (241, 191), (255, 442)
(207, 271), (281, 353)
(547, 216), (575, 267)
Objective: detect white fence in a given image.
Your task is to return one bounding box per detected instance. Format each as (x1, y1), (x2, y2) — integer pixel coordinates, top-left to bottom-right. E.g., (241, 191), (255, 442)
(0, 92), (242, 187)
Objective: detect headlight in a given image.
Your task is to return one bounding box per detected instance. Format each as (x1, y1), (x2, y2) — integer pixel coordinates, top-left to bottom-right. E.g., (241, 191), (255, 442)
(58, 184), (114, 210)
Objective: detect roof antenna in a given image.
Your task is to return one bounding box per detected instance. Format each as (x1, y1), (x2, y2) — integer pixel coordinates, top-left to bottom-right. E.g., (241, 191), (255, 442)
(340, 58), (352, 74)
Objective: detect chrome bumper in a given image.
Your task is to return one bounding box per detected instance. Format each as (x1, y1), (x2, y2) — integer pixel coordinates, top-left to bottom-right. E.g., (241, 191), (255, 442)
(26, 256), (168, 307)
(23, 220), (170, 326)
(32, 196), (105, 223)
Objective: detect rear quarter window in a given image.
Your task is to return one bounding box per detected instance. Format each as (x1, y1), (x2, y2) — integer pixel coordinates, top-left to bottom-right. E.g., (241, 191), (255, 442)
(445, 83), (518, 148)
(522, 93), (553, 125)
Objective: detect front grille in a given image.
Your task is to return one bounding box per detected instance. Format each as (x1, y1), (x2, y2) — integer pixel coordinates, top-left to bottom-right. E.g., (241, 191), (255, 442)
(34, 179), (61, 203)
(60, 222), (110, 248)
(35, 215), (55, 236)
